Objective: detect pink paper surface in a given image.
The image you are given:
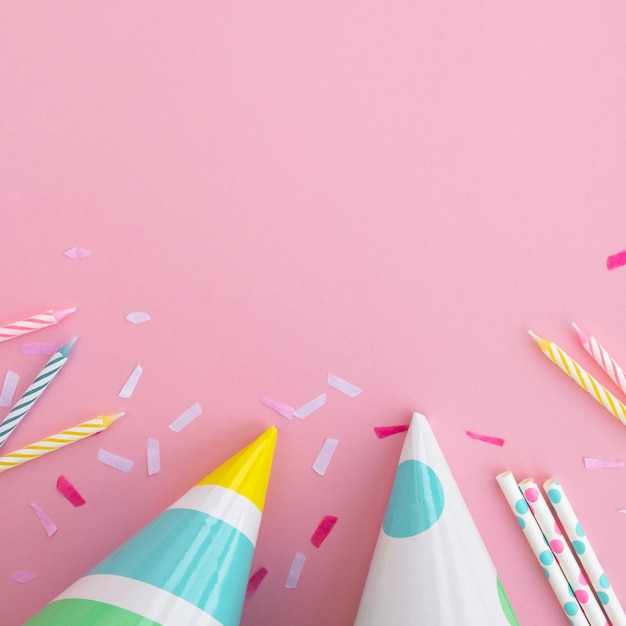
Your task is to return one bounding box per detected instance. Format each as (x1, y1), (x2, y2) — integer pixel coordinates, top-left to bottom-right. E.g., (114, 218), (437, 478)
(1, 5), (626, 626)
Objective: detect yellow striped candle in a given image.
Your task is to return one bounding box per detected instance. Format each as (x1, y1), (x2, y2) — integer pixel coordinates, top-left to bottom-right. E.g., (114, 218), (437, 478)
(0, 413), (124, 474)
(529, 331), (626, 427)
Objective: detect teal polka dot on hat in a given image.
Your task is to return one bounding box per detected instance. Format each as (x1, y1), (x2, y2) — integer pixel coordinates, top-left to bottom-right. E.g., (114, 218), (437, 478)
(539, 550), (554, 566)
(599, 573), (610, 588)
(563, 601), (579, 616)
(575, 522), (585, 537)
(514, 499), (529, 515)
(547, 488), (562, 504)
(572, 540), (586, 555)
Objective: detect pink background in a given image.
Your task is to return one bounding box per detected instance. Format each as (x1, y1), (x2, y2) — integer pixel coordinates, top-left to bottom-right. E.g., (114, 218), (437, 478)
(2, 2), (626, 624)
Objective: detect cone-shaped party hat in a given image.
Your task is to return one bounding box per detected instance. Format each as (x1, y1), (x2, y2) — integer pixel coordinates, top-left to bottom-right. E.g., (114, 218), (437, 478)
(354, 413), (519, 626)
(24, 427), (277, 626)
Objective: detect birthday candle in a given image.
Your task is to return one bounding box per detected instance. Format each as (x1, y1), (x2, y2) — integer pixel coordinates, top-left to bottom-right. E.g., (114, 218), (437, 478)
(0, 413), (123, 474)
(0, 337), (76, 449)
(0, 308), (75, 343)
(529, 331), (626, 427)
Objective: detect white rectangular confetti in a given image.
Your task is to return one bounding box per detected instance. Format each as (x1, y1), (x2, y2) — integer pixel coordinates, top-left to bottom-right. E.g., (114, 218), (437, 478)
(313, 438), (339, 476)
(285, 552), (306, 589)
(119, 364), (143, 398)
(169, 402), (202, 432)
(294, 393), (327, 419)
(0, 370), (19, 407)
(327, 373), (362, 397)
(147, 438), (161, 476)
(98, 449), (134, 472)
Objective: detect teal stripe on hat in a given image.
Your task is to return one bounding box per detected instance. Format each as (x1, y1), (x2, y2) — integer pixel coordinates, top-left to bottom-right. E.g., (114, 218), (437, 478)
(88, 508), (254, 626)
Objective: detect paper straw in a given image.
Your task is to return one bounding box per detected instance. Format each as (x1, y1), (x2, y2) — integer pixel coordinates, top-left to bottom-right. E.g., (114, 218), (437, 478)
(496, 471), (590, 625)
(0, 308), (75, 343)
(0, 413), (123, 474)
(519, 478), (608, 626)
(529, 331), (626, 427)
(0, 337), (77, 449)
(544, 478), (626, 626)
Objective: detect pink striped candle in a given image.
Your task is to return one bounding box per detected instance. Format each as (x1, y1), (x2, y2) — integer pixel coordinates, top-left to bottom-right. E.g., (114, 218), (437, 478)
(0, 308), (76, 343)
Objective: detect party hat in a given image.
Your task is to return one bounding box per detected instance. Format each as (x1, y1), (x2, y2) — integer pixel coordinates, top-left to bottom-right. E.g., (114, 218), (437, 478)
(354, 413), (519, 625)
(24, 427), (277, 626)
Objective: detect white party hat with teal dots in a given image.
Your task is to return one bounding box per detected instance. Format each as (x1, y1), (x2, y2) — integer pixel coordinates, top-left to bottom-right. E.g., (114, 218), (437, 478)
(354, 413), (519, 626)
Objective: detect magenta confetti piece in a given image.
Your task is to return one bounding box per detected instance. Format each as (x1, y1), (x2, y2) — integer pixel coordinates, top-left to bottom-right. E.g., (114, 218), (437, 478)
(169, 402), (202, 432)
(10, 569), (38, 583)
(118, 364), (143, 398)
(607, 250), (626, 270)
(0, 370), (19, 407)
(583, 457), (624, 469)
(312, 438), (339, 476)
(19, 342), (57, 356)
(261, 396), (294, 420)
(97, 449), (134, 472)
(29, 502), (58, 537)
(64, 247), (92, 259)
(327, 373), (362, 397)
(147, 438), (160, 476)
(56, 475), (86, 507)
(246, 566), (268, 597)
(310, 515), (338, 548)
(294, 393), (327, 419)
(465, 430), (505, 446)
(125, 312), (151, 324)
(285, 552), (306, 589)
(374, 424), (409, 438)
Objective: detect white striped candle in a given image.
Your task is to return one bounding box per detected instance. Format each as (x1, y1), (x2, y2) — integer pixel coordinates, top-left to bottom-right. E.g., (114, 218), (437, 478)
(0, 308), (75, 343)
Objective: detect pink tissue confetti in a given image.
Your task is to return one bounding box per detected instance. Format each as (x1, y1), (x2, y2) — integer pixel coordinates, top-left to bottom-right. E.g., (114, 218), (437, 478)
(56, 475), (86, 507)
(374, 424), (409, 438)
(285, 552), (306, 589)
(261, 396), (294, 420)
(583, 457), (624, 469)
(246, 566), (268, 597)
(125, 312), (151, 324)
(118, 364), (143, 398)
(30, 502), (58, 537)
(0, 370), (19, 407)
(10, 570), (38, 583)
(313, 438), (339, 476)
(310, 515), (338, 548)
(607, 250), (626, 270)
(20, 343), (56, 356)
(466, 430), (505, 446)
(327, 373), (362, 397)
(98, 449), (134, 472)
(147, 438), (160, 476)
(64, 247), (92, 259)
(294, 393), (327, 419)
(169, 402), (202, 432)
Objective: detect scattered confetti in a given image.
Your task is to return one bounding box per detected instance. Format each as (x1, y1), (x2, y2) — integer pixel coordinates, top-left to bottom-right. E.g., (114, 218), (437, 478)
(618, 509), (626, 514)
(607, 250), (626, 270)
(285, 552), (306, 589)
(147, 438), (160, 475)
(56, 475), (86, 507)
(261, 396), (294, 420)
(118, 364), (143, 398)
(19, 342), (56, 356)
(313, 438), (339, 476)
(310, 515), (338, 548)
(10, 570), (37, 583)
(294, 393), (327, 419)
(327, 373), (362, 397)
(29, 502), (58, 537)
(98, 449), (134, 472)
(583, 457), (624, 469)
(125, 312), (151, 324)
(0, 370), (19, 407)
(374, 424), (409, 438)
(465, 430), (505, 447)
(64, 247), (92, 260)
(246, 566), (268, 597)
(169, 402), (202, 432)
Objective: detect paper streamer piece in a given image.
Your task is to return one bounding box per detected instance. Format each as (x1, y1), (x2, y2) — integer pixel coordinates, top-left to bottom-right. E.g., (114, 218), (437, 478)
(327, 373), (362, 397)
(246, 567), (268, 597)
(285, 552), (306, 589)
(147, 438), (160, 475)
(56, 475), (86, 507)
(313, 438), (339, 476)
(374, 424), (409, 438)
(607, 250), (626, 270)
(294, 393), (327, 419)
(261, 396), (294, 420)
(0, 370), (19, 407)
(583, 457), (624, 469)
(30, 502), (58, 537)
(10, 570), (38, 584)
(97, 449), (134, 472)
(118, 364), (142, 398)
(310, 515), (338, 548)
(64, 247), (92, 259)
(466, 430), (505, 446)
(169, 402), (202, 432)
(125, 312), (151, 324)
(20, 343), (57, 356)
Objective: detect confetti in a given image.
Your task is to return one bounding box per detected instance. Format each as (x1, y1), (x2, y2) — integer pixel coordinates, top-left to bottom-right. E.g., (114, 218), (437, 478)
(64, 247), (92, 259)
(125, 312), (151, 324)
(30, 502), (58, 537)
(261, 396), (294, 420)
(312, 438), (339, 476)
(98, 449), (134, 472)
(285, 552), (306, 589)
(374, 424), (409, 438)
(118, 364), (143, 398)
(0, 370), (19, 407)
(294, 393), (327, 419)
(246, 566), (268, 597)
(169, 402), (202, 432)
(327, 373), (362, 397)
(583, 457), (624, 469)
(19, 342), (56, 356)
(607, 250), (626, 270)
(147, 438), (160, 475)
(310, 515), (338, 548)
(465, 430), (505, 446)
(56, 475), (86, 507)
(9, 570), (37, 583)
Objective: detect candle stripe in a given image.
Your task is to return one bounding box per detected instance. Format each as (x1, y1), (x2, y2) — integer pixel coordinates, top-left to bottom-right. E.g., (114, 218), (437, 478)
(0, 308), (75, 343)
